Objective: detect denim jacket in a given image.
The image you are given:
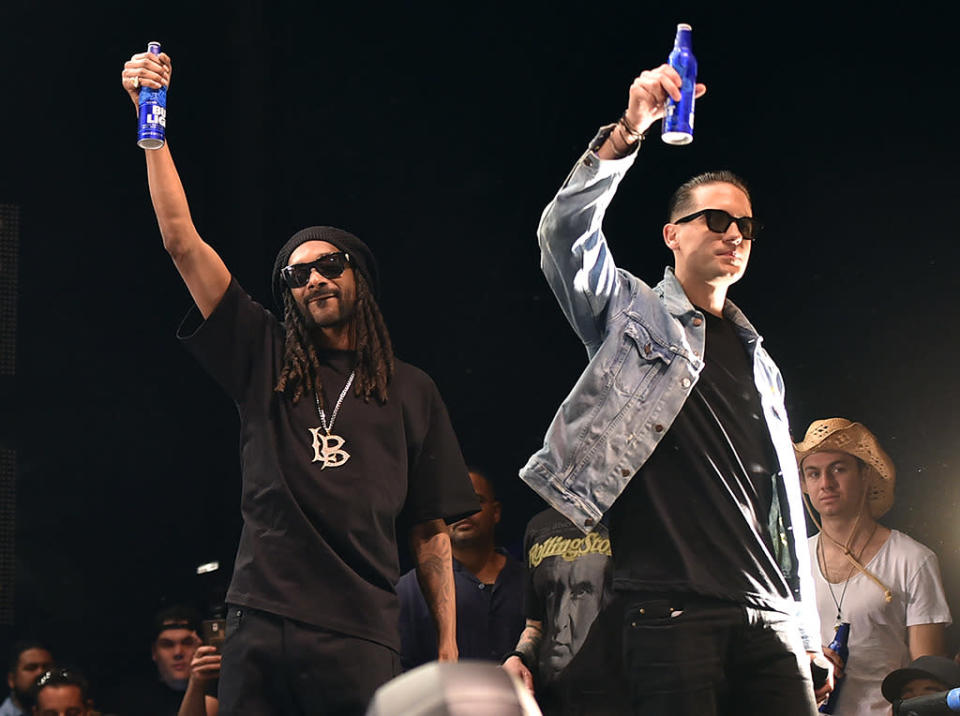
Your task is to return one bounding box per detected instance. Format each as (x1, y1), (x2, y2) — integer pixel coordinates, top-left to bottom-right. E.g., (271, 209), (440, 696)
(519, 129), (821, 651)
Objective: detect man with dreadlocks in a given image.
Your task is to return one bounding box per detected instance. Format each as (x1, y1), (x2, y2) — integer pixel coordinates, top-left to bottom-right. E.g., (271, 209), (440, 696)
(795, 418), (951, 716)
(122, 51), (479, 715)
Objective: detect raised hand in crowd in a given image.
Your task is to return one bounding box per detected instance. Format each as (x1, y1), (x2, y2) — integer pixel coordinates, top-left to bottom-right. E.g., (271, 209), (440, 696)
(176, 645), (220, 716)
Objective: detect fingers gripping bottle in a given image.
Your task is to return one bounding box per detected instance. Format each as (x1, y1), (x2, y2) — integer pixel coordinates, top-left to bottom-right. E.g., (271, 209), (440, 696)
(661, 23), (697, 145)
(137, 41), (167, 149)
(819, 622), (850, 714)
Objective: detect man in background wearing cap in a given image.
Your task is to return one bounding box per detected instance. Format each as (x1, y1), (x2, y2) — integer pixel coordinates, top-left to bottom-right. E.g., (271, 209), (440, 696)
(104, 604), (213, 716)
(882, 655), (960, 705)
(796, 418), (952, 716)
(122, 51), (478, 715)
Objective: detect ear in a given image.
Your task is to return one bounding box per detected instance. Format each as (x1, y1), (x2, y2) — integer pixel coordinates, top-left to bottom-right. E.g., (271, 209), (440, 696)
(663, 223), (679, 250)
(492, 500), (502, 525)
(7, 671), (14, 691)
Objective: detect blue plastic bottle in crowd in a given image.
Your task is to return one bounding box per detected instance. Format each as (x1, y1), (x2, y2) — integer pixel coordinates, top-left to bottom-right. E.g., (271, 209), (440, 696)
(661, 23), (697, 145)
(819, 622), (850, 714)
(137, 41), (167, 149)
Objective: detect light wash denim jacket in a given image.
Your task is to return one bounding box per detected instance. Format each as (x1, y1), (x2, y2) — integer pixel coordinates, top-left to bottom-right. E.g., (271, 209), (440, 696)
(519, 128), (821, 651)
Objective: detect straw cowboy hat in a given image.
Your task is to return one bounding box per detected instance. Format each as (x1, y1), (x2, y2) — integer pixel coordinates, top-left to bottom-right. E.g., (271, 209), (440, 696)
(793, 418), (896, 518)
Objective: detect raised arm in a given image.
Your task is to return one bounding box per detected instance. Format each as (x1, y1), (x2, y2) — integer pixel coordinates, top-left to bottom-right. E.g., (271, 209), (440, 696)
(409, 519), (458, 662)
(177, 645), (221, 716)
(122, 51), (231, 318)
(537, 65), (706, 354)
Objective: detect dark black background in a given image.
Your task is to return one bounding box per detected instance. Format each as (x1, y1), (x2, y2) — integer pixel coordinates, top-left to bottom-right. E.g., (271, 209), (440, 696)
(2, 0), (958, 693)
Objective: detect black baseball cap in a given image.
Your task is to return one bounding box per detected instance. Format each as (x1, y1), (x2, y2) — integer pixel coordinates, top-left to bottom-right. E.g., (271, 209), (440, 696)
(881, 655), (960, 702)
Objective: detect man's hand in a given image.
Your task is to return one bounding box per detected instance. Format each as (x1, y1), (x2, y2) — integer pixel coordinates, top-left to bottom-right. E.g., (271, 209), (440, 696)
(189, 645), (222, 682)
(502, 655), (534, 694)
(122, 50), (171, 110)
(597, 65), (707, 159)
(437, 642), (459, 663)
(810, 651), (835, 706)
(624, 64), (706, 136)
(822, 644), (845, 681)
(178, 645), (222, 716)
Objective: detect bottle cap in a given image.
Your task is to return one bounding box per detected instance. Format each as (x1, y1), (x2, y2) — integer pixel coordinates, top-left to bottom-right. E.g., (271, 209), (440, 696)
(677, 23), (692, 31)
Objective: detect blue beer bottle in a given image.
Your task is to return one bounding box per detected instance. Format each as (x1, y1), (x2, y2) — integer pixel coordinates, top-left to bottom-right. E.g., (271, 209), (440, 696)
(819, 622), (850, 714)
(662, 23), (697, 145)
(137, 41), (167, 149)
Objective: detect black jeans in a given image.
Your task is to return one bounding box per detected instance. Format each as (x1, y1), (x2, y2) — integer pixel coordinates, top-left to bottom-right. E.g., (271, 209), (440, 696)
(218, 605), (401, 716)
(620, 593), (818, 716)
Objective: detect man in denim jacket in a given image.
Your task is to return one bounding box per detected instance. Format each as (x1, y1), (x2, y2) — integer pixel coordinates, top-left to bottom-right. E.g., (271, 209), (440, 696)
(517, 64), (829, 714)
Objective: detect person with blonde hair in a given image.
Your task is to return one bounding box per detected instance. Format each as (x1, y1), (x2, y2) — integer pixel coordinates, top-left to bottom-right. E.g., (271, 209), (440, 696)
(796, 418), (952, 716)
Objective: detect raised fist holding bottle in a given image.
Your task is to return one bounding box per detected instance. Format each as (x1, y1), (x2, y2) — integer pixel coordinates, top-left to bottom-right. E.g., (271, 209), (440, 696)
(597, 63), (707, 160)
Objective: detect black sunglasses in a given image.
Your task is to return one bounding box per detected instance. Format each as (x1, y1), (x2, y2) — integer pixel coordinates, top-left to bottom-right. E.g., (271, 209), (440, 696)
(673, 209), (762, 241)
(280, 252), (351, 288)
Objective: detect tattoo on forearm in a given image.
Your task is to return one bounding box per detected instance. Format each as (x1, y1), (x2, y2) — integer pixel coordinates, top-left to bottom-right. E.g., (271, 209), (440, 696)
(516, 621), (543, 663)
(413, 523), (455, 633)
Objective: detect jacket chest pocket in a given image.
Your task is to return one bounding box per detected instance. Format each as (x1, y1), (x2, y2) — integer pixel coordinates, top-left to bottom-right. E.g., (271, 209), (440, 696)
(609, 324), (673, 399)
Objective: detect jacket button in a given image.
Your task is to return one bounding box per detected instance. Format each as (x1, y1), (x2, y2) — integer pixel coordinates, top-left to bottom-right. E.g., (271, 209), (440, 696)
(681, 378), (691, 388)
(643, 343), (652, 355)
(654, 424), (664, 432)
(692, 317), (703, 326)
(584, 518), (595, 527)
(621, 468), (630, 477)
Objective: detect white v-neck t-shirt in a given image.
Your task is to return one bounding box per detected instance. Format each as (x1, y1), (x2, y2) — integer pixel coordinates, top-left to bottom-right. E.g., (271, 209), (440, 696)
(808, 529), (951, 715)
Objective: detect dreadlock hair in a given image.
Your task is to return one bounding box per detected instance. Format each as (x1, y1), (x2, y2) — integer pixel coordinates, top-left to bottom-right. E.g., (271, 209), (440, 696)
(274, 270), (395, 406)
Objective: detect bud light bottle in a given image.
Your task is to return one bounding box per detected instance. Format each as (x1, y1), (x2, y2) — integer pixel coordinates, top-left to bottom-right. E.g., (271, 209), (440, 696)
(661, 23), (697, 146)
(819, 622), (850, 714)
(137, 41), (167, 149)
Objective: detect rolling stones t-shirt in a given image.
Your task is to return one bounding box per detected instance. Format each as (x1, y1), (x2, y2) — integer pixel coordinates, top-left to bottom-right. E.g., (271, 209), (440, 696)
(523, 508), (627, 714)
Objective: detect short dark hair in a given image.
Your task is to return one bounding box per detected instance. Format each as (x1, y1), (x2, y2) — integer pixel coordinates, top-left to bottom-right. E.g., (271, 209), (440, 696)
(152, 604), (202, 641)
(32, 667), (88, 700)
(7, 639), (50, 674)
(667, 170), (752, 221)
(465, 465), (497, 500)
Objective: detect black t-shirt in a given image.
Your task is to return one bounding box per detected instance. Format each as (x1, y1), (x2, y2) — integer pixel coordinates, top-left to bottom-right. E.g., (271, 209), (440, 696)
(101, 676), (188, 716)
(178, 279), (478, 650)
(521, 509), (628, 715)
(608, 310), (792, 610)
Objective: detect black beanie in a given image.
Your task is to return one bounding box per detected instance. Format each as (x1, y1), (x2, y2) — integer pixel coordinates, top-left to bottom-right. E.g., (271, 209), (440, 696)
(272, 226), (380, 311)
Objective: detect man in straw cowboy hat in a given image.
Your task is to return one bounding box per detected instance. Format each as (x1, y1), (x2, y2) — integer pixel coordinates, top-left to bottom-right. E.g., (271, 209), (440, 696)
(795, 418), (952, 716)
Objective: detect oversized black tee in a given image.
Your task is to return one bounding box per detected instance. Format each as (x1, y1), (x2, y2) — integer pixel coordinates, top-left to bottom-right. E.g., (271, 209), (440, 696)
(608, 310), (792, 611)
(178, 279), (479, 650)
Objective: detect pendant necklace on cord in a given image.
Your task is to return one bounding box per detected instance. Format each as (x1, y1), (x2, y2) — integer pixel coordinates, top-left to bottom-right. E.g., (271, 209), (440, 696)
(821, 521), (879, 630)
(309, 369), (355, 470)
